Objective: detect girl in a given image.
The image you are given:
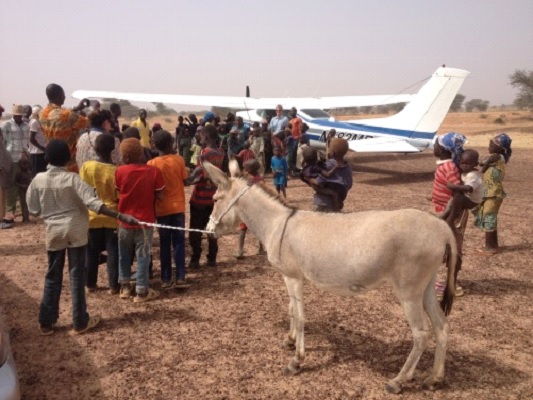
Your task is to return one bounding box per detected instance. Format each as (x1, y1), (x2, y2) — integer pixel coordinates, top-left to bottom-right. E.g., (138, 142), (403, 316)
(271, 146), (288, 198)
(474, 133), (512, 255)
(432, 132), (466, 298)
(235, 160), (265, 259)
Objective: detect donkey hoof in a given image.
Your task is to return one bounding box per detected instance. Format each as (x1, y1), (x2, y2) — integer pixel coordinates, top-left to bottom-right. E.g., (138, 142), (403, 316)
(281, 337), (296, 350)
(421, 377), (442, 391)
(385, 381), (402, 394)
(283, 362), (301, 376)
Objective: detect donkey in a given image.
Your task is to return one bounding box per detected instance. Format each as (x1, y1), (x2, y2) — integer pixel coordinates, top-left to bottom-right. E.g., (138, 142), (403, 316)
(204, 160), (457, 394)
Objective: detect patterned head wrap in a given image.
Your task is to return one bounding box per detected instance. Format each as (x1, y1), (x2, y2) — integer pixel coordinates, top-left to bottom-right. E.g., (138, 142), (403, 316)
(437, 132), (467, 166)
(491, 133), (512, 163)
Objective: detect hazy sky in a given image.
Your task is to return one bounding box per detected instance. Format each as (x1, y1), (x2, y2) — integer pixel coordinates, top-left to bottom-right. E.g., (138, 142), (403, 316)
(1, 0), (532, 109)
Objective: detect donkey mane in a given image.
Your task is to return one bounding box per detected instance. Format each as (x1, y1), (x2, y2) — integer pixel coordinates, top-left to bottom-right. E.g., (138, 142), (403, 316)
(234, 176), (296, 209)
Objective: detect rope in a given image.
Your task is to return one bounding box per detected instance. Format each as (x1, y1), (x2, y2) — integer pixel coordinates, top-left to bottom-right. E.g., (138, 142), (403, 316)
(138, 221), (213, 234)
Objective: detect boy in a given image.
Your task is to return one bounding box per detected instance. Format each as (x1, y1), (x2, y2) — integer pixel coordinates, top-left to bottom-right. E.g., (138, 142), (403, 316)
(115, 138), (165, 302)
(188, 125), (225, 268)
(147, 130), (189, 289)
(79, 133), (120, 294)
(26, 140), (137, 335)
(302, 138), (353, 212)
(441, 149), (483, 227)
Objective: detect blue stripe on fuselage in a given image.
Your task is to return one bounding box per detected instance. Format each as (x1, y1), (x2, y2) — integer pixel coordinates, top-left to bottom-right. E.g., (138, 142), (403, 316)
(298, 115), (435, 140)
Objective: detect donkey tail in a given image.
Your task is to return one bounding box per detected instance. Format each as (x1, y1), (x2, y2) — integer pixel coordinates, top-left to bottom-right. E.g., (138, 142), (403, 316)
(440, 241), (457, 316)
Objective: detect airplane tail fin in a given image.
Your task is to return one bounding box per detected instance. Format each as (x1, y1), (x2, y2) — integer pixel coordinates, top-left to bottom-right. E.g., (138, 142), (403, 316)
(355, 67), (469, 136)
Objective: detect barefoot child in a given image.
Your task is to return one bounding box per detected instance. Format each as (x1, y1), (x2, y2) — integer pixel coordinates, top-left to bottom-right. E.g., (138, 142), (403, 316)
(27, 140), (138, 335)
(79, 133), (121, 294)
(115, 138), (165, 302)
(147, 130), (189, 289)
(431, 132), (466, 297)
(440, 149), (483, 227)
(474, 133), (512, 255)
(271, 146), (288, 198)
(235, 160), (265, 259)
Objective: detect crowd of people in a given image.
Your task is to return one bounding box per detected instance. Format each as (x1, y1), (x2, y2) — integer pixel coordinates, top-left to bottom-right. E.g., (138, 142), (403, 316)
(0, 84), (512, 336)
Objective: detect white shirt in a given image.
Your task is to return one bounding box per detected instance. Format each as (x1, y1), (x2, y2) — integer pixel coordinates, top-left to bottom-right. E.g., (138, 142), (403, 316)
(462, 170), (483, 204)
(28, 118), (46, 154)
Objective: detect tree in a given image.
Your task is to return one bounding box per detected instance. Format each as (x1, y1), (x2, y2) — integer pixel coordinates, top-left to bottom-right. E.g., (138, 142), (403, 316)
(449, 94), (466, 112)
(509, 70), (533, 110)
(464, 99), (489, 112)
(153, 102), (178, 116)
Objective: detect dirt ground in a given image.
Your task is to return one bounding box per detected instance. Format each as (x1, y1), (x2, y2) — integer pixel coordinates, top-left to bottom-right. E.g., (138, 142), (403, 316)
(1, 111), (532, 399)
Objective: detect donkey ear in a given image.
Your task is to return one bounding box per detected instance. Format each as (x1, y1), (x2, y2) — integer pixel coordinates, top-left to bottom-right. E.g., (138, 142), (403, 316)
(202, 161), (230, 189)
(228, 159), (241, 178)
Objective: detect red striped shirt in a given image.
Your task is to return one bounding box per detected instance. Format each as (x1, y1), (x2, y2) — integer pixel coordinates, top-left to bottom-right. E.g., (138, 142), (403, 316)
(190, 147), (225, 206)
(432, 159), (460, 213)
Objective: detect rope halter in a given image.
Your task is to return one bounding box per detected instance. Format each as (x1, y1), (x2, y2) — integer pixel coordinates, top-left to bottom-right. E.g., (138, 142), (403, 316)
(207, 184), (251, 231)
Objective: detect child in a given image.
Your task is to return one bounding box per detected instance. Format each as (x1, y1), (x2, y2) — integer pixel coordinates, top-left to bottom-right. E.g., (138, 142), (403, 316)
(271, 146), (288, 198)
(295, 124), (310, 172)
(473, 133), (512, 255)
(189, 128), (203, 171)
(441, 149), (483, 227)
(235, 159), (265, 259)
(300, 146), (342, 211)
(431, 132), (466, 297)
(147, 130), (190, 289)
(302, 138), (352, 212)
(27, 140), (137, 335)
(236, 141), (256, 169)
(79, 133), (120, 295)
(249, 126), (265, 175)
(14, 155), (32, 223)
(188, 125), (225, 268)
(115, 138), (165, 302)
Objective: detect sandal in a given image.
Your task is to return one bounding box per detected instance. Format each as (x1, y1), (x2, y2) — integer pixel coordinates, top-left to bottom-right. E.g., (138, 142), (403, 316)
(133, 288), (159, 303)
(69, 316), (101, 335)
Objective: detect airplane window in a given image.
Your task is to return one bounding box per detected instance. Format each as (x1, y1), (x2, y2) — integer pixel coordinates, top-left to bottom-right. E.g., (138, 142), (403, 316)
(300, 109), (331, 118)
(258, 109), (290, 119)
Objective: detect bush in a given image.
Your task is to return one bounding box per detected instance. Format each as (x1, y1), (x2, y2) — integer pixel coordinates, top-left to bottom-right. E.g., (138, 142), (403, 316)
(480, 113), (488, 119)
(494, 117), (505, 125)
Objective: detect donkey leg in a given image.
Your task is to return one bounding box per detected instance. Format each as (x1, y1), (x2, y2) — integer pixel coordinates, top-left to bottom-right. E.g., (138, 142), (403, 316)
(386, 300), (431, 394)
(282, 277), (305, 375)
(421, 283), (449, 391)
(282, 276), (296, 350)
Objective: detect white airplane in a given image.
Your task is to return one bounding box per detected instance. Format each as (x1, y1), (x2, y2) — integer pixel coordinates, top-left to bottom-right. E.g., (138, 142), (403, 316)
(73, 66), (469, 153)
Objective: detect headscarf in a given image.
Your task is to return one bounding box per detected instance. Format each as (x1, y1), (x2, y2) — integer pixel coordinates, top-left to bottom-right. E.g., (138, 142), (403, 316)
(437, 132), (467, 166)
(203, 111), (215, 122)
(491, 133), (512, 163)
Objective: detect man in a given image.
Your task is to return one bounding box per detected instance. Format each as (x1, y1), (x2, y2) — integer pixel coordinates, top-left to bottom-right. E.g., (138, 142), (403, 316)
(28, 105), (47, 176)
(40, 83), (90, 173)
(1, 105), (31, 227)
(268, 104), (289, 134)
(0, 104), (14, 228)
(130, 109), (151, 148)
(288, 107), (302, 174)
(233, 116), (250, 143)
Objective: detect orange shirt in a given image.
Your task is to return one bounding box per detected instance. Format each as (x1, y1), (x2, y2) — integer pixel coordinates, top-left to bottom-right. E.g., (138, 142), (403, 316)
(290, 117), (302, 140)
(40, 103), (89, 172)
(147, 154), (188, 216)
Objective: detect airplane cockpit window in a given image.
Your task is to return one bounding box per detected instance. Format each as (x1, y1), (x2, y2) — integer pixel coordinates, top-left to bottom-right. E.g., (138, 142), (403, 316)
(300, 109), (331, 118)
(258, 109), (290, 120)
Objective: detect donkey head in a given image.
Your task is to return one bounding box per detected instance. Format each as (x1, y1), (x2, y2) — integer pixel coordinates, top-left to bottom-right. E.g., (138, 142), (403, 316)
(204, 160), (247, 238)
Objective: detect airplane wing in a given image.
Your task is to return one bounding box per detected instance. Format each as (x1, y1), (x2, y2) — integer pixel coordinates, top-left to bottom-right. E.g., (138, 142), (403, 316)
(347, 136), (422, 153)
(71, 90), (414, 110)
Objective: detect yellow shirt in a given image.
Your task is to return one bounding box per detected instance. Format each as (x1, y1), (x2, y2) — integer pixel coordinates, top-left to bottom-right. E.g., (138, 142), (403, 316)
(131, 118), (151, 148)
(147, 154), (188, 216)
(79, 160), (118, 229)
